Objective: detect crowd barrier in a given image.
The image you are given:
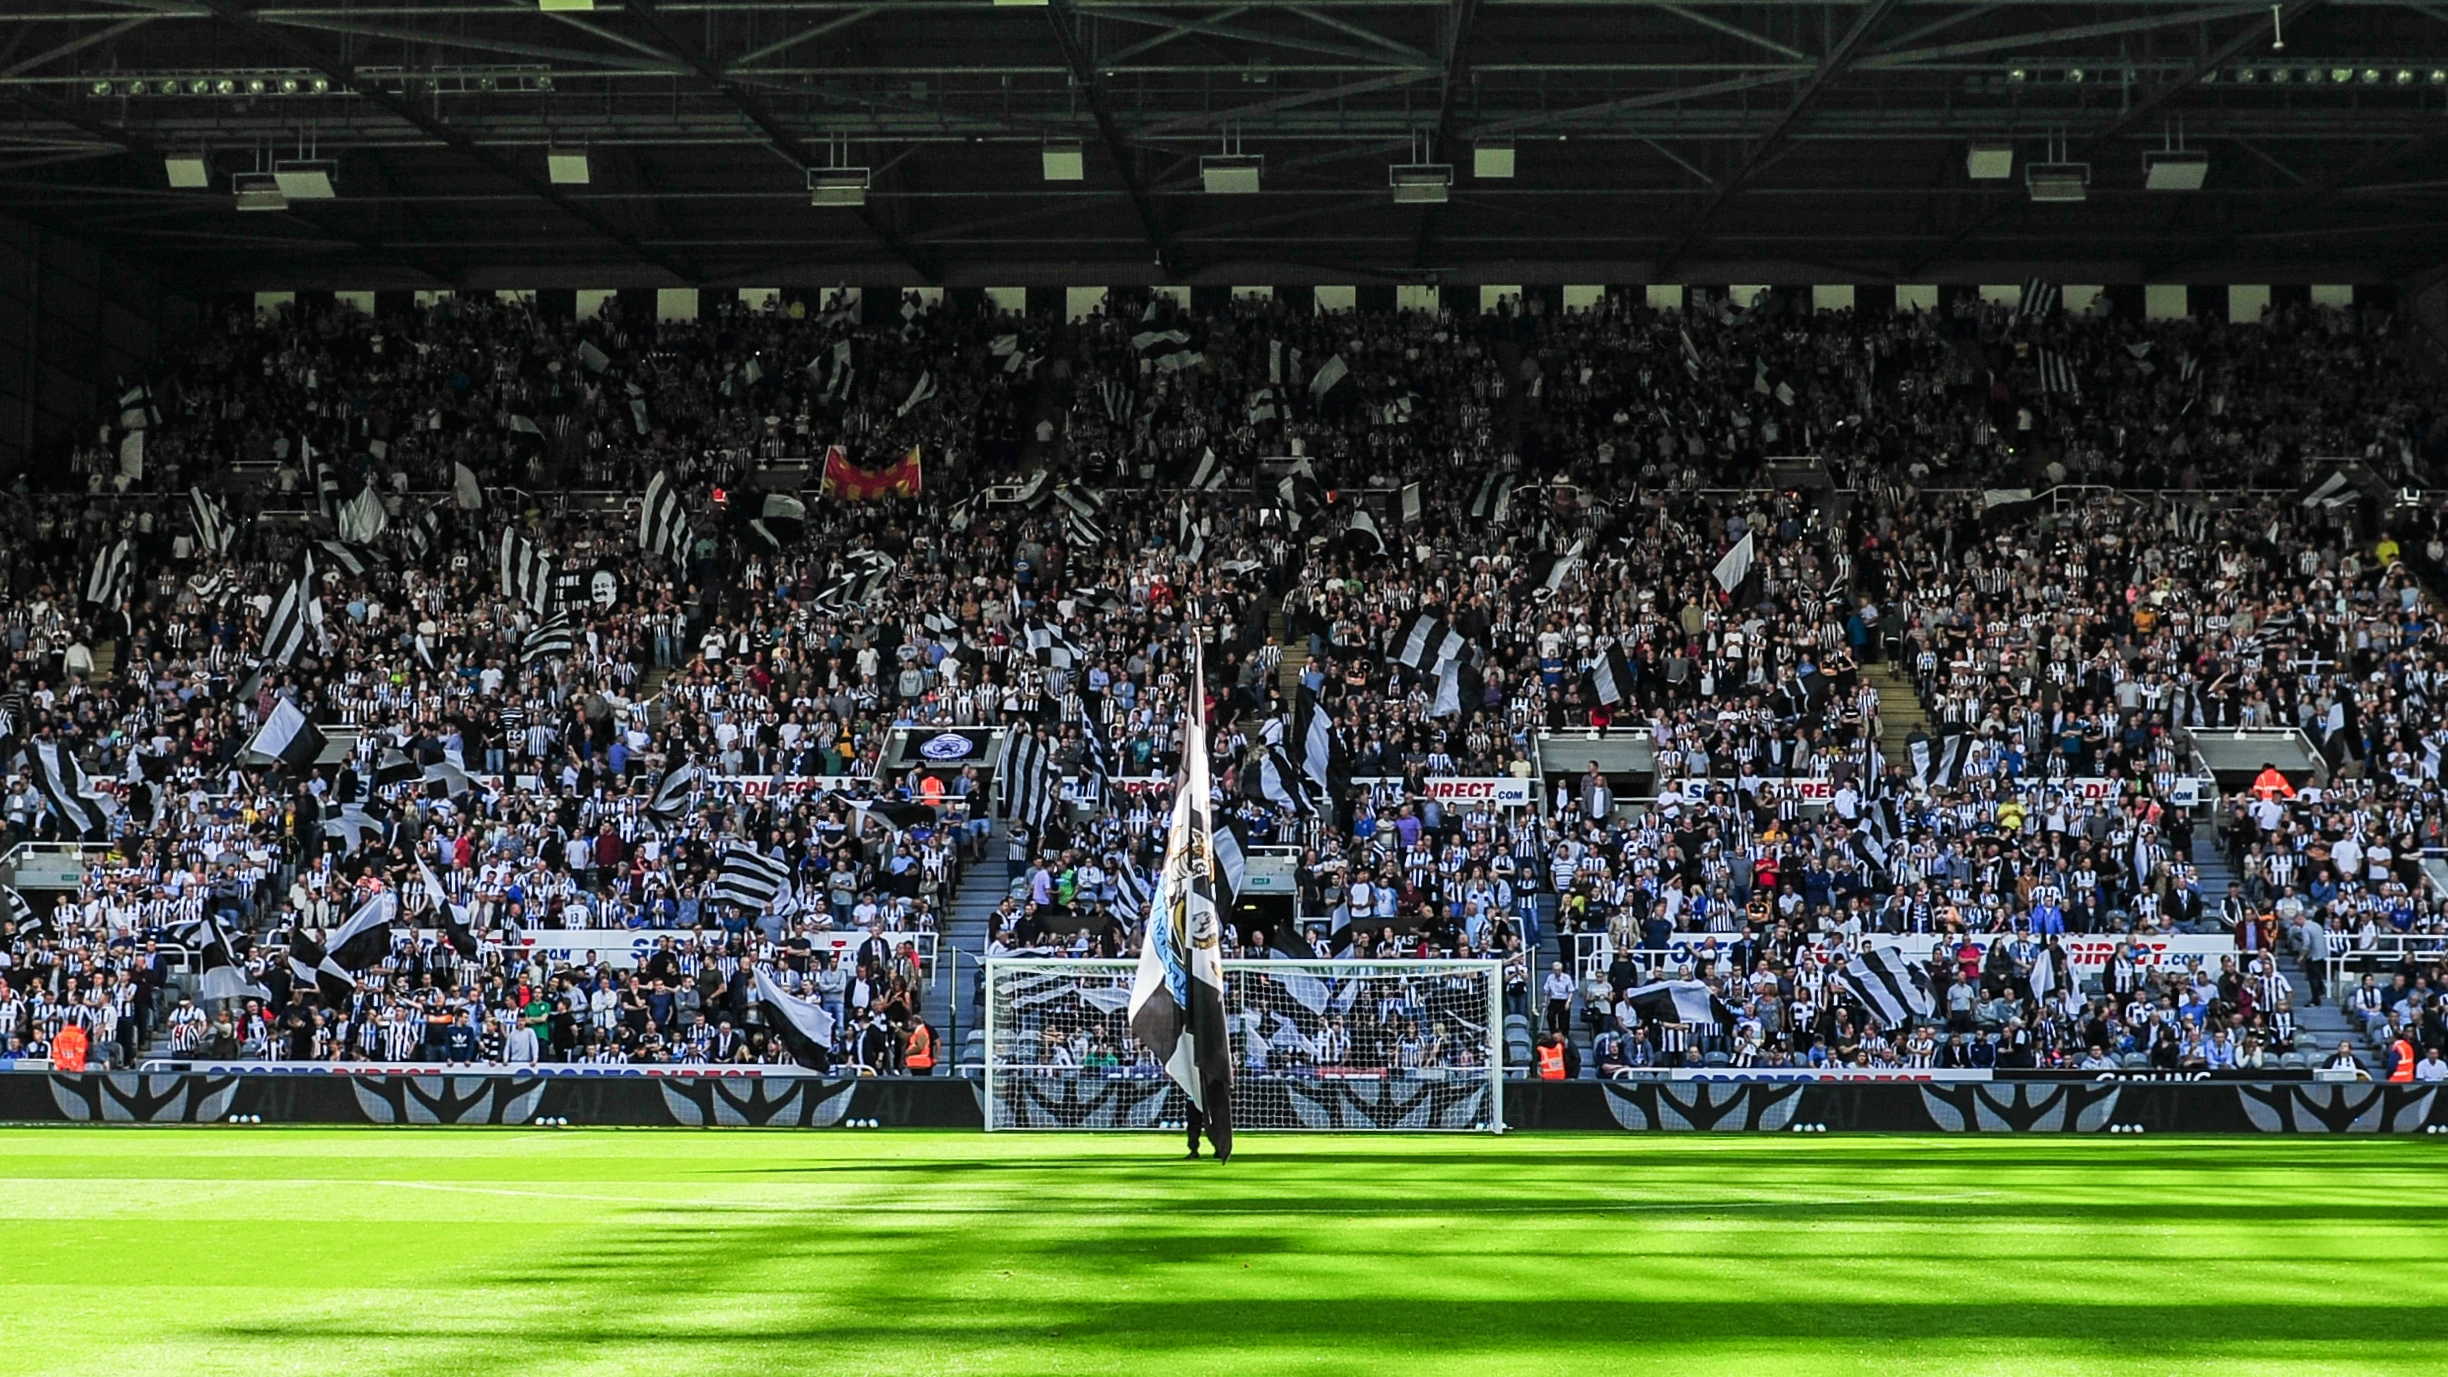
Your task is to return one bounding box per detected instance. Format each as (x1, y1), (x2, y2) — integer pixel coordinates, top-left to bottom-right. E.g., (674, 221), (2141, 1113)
(5, 1069), (2442, 1134)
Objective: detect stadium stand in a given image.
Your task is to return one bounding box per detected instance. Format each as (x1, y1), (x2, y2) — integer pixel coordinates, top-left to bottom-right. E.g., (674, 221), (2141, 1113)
(0, 285), (2444, 1077)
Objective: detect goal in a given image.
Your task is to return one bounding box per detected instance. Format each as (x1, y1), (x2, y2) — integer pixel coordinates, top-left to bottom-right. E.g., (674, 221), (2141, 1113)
(982, 958), (1504, 1133)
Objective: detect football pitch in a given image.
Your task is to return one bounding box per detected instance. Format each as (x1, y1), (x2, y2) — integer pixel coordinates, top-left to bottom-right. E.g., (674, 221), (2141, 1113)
(0, 1128), (2440, 1376)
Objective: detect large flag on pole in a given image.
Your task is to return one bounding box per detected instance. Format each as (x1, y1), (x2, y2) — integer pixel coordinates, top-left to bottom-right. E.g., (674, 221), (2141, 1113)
(1127, 641), (1234, 1160)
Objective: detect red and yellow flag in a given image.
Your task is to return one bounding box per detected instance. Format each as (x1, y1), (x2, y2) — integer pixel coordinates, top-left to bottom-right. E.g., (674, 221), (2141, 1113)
(821, 444), (922, 501)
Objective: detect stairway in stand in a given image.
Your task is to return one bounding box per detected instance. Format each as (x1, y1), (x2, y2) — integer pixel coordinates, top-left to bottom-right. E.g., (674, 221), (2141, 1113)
(941, 820), (1014, 1070)
(88, 641), (116, 683)
(1863, 661), (1927, 758)
(1267, 606), (1309, 699)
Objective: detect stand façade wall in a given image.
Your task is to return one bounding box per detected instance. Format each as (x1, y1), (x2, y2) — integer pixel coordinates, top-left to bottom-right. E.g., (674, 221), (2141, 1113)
(6, 1070), (2444, 1134)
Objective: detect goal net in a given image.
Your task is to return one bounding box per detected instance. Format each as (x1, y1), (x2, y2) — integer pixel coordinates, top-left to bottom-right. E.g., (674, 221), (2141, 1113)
(983, 958), (1504, 1132)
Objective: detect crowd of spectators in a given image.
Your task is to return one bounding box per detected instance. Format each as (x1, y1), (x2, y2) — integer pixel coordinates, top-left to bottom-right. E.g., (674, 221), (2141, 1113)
(2, 282), (2446, 1075)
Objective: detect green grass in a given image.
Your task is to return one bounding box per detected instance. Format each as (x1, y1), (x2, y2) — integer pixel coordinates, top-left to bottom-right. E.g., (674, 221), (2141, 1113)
(0, 1129), (2440, 1375)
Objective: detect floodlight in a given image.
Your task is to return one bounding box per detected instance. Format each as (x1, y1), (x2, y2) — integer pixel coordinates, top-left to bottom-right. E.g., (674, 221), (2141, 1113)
(1389, 162), (1452, 204)
(2026, 162), (2089, 202)
(808, 167), (869, 206)
(2143, 149), (2209, 191)
(273, 159), (337, 199)
(1201, 154), (1263, 194)
(232, 172), (287, 212)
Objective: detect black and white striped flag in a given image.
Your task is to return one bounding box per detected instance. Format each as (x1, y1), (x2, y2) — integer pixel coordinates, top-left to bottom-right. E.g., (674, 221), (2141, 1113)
(748, 493), (807, 550)
(287, 927), (358, 1006)
(499, 529), (554, 614)
(638, 471), (691, 566)
(1587, 643), (1634, 708)
(897, 370), (938, 417)
(1296, 674), (1343, 823)
(1390, 611), (1465, 673)
(754, 964), (836, 1064)
(261, 562), (323, 666)
(84, 539), (133, 611)
(325, 891), (398, 970)
(244, 698), (327, 772)
(26, 741), (111, 840)
(174, 912), (271, 1003)
(711, 844), (792, 912)
(1111, 857), (1153, 927)
(1908, 727), (1970, 792)
(1618, 979), (1736, 1029)
(1126, 642), (1234, 1159)
(313, 540), (379, 578)
(1307, 353), (1350, 398)
(2038, 348), (2079, 397)
(999, 728), (1056, 831)
(647, 763), (703, 826)
(401, 503), (444, 562)
(1838, 946), (1933, 1029)
(189, 488), (237, 557)
(312, 449), (340, 519)
(1, 884), (39, 937)
(1187, 448), (1229, 491)
(417, 860), (481, 960)
(2016, 279), (2060, 323)
(519, 611), (577, 664)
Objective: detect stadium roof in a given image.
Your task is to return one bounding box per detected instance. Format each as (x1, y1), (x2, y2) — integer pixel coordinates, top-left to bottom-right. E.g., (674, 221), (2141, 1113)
(5, 0), (2446, 288)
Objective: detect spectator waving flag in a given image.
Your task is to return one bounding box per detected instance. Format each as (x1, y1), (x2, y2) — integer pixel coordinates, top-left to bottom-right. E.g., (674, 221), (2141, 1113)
(754, 965), (837, 1067)
(26, 741), (112, 840)
(3, 884), (42, 937)
(499, 528), (555, 614)
(1391, 611), (1466, 673)
(337, 484), (389, 545)
(1308, 352), (1350, 399)
(1838, 947), (1934, 1029)
(1618, 980), (1736, 1030)
(174, 912), (272, 1004)
(189, 487), (238, 557)
(325, 891), (399, 971)
(749, 493), (808, 549)
(84, 539), (133, 611)
(287, 927), (358, 1006)
(245, 698), (327, 772)
(711, 844), (792, 913)
(1711, 530), (1755, 596)
(417, 860), (481, 960)
(647, 763), (703, 827)
(1127, 642), (1234, 1161)
(1587, 643), (1635, 708)
(519, 611), (578, 665)
(261, 554), (327, 665)
(1908, 726), (1970, 792)
(2038, 348), (2079, 397)
(639, 470), (691, 566)
(1000, 728), (1057, 831)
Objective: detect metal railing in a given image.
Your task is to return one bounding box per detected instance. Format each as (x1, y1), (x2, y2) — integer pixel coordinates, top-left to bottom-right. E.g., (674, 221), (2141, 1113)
(2326, 932), (2448, 1004)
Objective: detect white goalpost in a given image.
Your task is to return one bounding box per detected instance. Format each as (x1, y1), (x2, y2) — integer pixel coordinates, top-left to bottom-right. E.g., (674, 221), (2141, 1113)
(982, 958), (1506, 1132)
